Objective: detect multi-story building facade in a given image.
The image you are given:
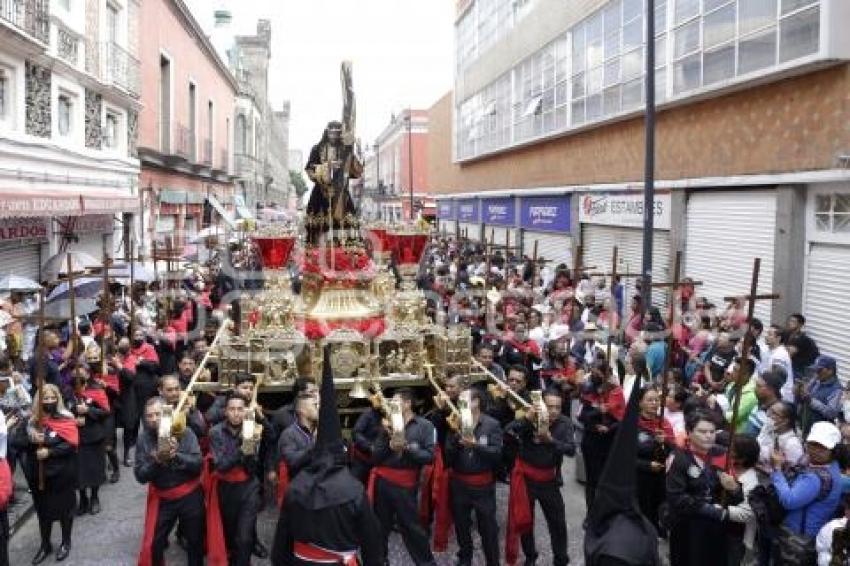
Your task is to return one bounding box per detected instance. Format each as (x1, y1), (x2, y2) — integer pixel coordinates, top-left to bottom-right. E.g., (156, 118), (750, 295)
(230, 20), (290, 211)
(137, 0), (237, 254)
(363, 108), (429, 221)
(431, 0), (850, 375)
(0, 0), (142, 278)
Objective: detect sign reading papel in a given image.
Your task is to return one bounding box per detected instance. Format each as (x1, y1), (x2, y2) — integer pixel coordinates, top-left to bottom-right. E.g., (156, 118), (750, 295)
(579, 192), (671, 230)
(519, 196), (571, 232)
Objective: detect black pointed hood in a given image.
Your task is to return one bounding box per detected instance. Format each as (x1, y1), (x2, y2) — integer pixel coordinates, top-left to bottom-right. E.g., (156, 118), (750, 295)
(584, 372), (660, 566)
(285, 344), (363, 510)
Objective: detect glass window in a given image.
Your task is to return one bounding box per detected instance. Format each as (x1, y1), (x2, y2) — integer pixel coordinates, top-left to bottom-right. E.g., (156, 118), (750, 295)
(605, 1), (622, 35)
(107, 4), (119, 44)
(704, 0), (733, 12)
(623, 17), (643, 50)
(703, 3), (737, 48)
(622, 48), (643, 80)
(738, 28), (777, 74)
(104, 113), (119, 148)
(571, 99), (585, 125)
(779, 6), (819, 62)
(703, 44), (735, 85)
(622, 78), (643, 108)
(572, 73), (586, 98)
(586, 93), (602, 120)
(572, 25), (586, 73)
(623, 0), (642, 22)
(655, 35), (667, 67)
(782, 0), (816, 14)
(58, 95), (72, 136)
(0, 74), (6, 118)
(675, 0), (700, 25)
(604, 58), (621, 87)
(740, 0), (778, 35)
(673, 52), (701, 92)
(655, 0), (667, 34)
(605, 27), (621, 59)
(587, 66), (603, 94)
(655, 67), (667, 101)
(604, 85), (621, 114)
(675, 20), (701, 59)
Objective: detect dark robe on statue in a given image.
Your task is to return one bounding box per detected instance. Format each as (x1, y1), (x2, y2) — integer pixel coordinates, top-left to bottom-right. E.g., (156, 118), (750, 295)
(304, 128), (362, 245)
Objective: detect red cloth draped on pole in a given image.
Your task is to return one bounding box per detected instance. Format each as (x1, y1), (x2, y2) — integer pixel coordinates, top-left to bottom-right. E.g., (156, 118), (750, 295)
(275, 461), (290, 508)
(81, 387), (110, 411)
(505, 459), (557, 565)
(419, 461), (434, 527)
(293, 541), (358, 566)
(137, 479), (201, 566)
(205, 467), (250, 566)
(431, 447), (452, 551)
(366, 466), (419, 504)
(43, 417), (80, 447)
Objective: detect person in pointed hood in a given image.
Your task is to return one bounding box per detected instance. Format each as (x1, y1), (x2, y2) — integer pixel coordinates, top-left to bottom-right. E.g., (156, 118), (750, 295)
(583, 372), (660, 566)
(270, 345), (383, 565)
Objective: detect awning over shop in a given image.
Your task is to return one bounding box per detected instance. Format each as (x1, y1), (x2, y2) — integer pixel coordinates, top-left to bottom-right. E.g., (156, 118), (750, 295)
(0, 189), (138, 218)
(158, 189), (205, 205)
(206, 195), (237, 229)
(233, 195), (254, 220)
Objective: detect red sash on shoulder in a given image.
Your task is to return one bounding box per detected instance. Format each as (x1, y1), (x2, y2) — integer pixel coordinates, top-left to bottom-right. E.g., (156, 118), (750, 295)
(276, 461), (290, 508)
(506, 458), (557, 565)
(137, 479), (201, 566)
(82, 387), (111, 412)
(95, 373), (121, 395)
(205, 466), (251, 566)
(349, 444), (371, 464)
(43, 417), (79, 448)
(366, 466), (418, 504)
(293, 541), (358, 566)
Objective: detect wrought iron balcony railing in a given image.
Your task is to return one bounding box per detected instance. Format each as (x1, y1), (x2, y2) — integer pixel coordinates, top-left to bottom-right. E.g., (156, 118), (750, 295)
(0, 0), (49, 43)
(104, 41), (140, 96)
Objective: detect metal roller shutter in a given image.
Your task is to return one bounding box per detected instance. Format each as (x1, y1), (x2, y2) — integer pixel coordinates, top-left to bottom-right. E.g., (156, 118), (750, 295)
(483, 225), (517, 250)
(0, 242), (41, 281)
(685, 190), (776, 324)
(439, 220), (456, 235)
(523, 230), (573, 269)
(581, 224), (671, 307)
(804, 244), (850, 381)
(458, 222), (481, 241)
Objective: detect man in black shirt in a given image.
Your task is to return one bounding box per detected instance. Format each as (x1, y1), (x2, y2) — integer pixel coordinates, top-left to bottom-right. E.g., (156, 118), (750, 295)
(444, 387), (503, 566)
(350, 401), (382, 484)
(785, 313), (820, 379)
(369, 388), (437, 566)
(702, 332), (736, 386)
(134, 396), (204, 566)
(505, 388), (575, 566)
(208, 393), (269, 565)
(274, 394), (316, 508)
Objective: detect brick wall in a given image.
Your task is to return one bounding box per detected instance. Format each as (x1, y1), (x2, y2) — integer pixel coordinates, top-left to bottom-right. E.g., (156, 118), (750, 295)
(428, 64), (850, 194)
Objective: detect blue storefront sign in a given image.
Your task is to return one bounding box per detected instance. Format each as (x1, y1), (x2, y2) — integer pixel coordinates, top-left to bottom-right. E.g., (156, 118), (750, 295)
(520, 195), (571, 232)
(482, 197), (515, 226)
(457, 199), (480, 222)
(437, 200), (455, 220)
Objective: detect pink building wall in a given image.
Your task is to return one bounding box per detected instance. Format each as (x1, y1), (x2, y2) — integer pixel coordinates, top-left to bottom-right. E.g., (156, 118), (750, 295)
(137, 0), (236, 170)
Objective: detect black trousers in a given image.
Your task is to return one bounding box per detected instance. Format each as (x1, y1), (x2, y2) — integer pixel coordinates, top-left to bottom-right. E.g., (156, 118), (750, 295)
(581, 434), (613, 510)
(520, 479), (569, 566)
(373, 477), (435, 566)
(0, 509), (8, 566)
(150, 487), (205, 566)
(449, 479), (499, 566)
(218, 478), (261, 566)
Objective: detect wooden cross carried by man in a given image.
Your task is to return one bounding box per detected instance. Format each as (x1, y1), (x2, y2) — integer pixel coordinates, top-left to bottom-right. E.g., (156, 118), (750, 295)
(653, 251), (703, 426)
(723, 257), (780, 471)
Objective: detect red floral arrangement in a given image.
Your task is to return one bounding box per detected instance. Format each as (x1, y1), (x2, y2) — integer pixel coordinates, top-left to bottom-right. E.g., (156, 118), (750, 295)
(391, 233), (428, 266)
(299, 317), (386, 340)
(298, 247), (377, 284)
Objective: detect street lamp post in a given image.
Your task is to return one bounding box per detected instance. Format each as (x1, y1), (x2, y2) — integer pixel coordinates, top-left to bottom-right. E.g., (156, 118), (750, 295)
(641, 0), (656, 316)
(406, 109), (414, 220)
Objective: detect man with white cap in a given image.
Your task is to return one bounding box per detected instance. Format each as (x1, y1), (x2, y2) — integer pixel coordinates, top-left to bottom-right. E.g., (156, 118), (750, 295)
(770, 420), (843, 544)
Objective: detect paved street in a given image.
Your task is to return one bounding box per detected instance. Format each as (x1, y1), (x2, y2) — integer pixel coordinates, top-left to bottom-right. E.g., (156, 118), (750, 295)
(9, 434), (589, 565)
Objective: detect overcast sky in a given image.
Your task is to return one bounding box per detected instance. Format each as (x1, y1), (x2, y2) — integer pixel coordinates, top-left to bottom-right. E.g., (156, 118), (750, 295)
(186, 0), (455, 165)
